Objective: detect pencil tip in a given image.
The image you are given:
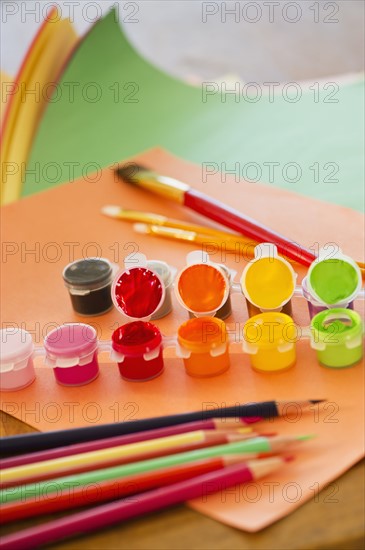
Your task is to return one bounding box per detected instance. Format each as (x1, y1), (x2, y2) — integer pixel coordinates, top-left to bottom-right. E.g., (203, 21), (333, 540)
(296, 434), (316, 441)
(309, 399), (327, 404)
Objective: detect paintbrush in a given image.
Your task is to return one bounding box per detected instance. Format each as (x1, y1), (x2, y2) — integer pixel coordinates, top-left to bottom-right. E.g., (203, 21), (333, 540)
(115, 164), (316, 266)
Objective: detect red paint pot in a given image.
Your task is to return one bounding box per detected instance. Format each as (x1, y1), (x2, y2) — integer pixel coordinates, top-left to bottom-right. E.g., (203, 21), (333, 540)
(112, 267), (165, 320)
(111, 321), (163, 381)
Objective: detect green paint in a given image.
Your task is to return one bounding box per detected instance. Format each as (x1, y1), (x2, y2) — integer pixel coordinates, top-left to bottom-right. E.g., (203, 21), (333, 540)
(309, 260), (359, 305)
(310, 308), (363, 368)
(24, 9), (365, 211)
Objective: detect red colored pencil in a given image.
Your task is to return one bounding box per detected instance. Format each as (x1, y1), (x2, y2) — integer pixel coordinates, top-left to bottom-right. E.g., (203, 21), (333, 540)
(0, 457), (289, 550)
(0, 453), (271, 523)
(1, 431), (271, 489)
(0, 418), (250, 470)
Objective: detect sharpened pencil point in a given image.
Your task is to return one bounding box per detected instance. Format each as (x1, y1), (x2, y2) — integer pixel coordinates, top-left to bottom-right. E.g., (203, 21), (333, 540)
(296, 434), (316, 441)
(309, 399), (327, 404)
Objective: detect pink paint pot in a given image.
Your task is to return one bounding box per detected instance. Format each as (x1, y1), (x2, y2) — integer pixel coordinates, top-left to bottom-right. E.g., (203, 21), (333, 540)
(111, 321), (163, 382)
(0, 329), (35, 391)
(44, 324), (99, 387)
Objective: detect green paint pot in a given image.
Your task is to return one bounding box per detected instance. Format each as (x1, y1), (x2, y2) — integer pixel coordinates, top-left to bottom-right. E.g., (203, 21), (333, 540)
(310, 308), (363, 368)
(307, 250), (361, 307)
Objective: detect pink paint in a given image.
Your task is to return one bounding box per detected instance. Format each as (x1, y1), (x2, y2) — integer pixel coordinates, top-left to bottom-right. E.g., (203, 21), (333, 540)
(111, 321), (163, 381)
(44, 324), (99, 387)
(112, 267), (164, 319)
(0, 329), (35, 391)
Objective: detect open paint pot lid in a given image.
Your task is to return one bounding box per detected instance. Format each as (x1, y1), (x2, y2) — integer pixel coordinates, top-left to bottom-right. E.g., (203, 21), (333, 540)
(111, 253), (166, 321)
(240, 243), (297, 310)
(44, 324), (98, 359)
(307, 249), (362, 307)
(310, 308), (363, 350)
(174, 251), (230, 317)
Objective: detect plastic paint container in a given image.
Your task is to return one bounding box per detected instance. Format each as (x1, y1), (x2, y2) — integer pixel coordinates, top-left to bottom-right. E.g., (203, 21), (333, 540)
(44, 324), (99, 386)
(241, 244), (297, 318)
(111, 253), (165, 381)
(146, 260), (176, 320)
(303, 249), (362, 319)
(177, 316), (230, 377)
(243, 312), (297, 372)
(0, 329), (35, 391)
(175, 251), (230, 318)
(310, 309), (363, 368)
(63, 258), (115, 316)
(111, 321), (163, 381)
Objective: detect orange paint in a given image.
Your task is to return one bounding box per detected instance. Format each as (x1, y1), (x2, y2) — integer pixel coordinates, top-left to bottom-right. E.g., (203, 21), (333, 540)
(177, 264), (227, 314)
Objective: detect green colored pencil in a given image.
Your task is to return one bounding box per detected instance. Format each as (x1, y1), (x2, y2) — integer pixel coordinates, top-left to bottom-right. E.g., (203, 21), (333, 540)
(0, 435), (312, 504)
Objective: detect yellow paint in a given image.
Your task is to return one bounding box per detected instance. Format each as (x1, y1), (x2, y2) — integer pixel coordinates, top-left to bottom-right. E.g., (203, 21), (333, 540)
(243, 257), (295, 309)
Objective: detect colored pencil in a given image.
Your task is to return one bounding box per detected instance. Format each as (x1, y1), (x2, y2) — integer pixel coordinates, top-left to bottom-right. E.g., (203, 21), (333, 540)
(116, 165), (315, 266)
(0, 418), (250, 470)
(0, 453), (262, 523)
(0, 457), (289, 550)
(0, 435), (311, 504)
(1, 430), (257, 488)
(0, 400), (323, 455)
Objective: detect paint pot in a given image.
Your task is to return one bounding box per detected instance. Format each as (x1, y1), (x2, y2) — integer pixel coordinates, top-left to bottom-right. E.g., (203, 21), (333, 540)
(241, 244), (297, 318)
(243, 312), (297, 372)
(44, 324), (99, 386)
(303, 249), (362, 319)
(310, 308), (363, 368)
(177, 316), (230, 377)
(111, 321), (163, 381)
(111, 253), (165, 381)
(0, 329), (35, 391)
(146, 260), (176, 320)
(63, 258), (116, 316)
(175, 251), (230, 318)
(112, 254), (165, 321)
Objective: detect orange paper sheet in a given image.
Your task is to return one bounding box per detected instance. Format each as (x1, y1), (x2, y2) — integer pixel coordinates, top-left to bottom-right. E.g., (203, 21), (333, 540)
(1, 148), (364, 532)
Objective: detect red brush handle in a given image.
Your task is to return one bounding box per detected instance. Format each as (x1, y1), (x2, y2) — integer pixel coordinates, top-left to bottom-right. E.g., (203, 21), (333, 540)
(184, 188), (315, 266)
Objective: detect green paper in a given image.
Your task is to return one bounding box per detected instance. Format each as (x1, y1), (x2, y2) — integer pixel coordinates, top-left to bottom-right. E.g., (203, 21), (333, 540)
(25, 9), (364, 211)
(1, 437), (272, 504)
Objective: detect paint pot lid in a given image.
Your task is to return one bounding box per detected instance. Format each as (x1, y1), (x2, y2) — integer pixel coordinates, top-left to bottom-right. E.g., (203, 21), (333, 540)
(177, 316), (227, 354)
(146, 260), (175, 287)
(112, 253), (165, 321)
(0, 329), (34, 365)
(307, 249), (361, 306)
(240, 243), (297, 309)
(112, 321), (162, 356)
(243, 312), (297, 347)
(310, 308), (363, 343)
(174, 251), (230, 316)
(44, 324), (98, 358)
(63, 258), (113, 290)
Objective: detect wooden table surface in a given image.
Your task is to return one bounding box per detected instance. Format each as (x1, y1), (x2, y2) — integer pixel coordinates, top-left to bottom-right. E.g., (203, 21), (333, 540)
(0, 412), (364, 550)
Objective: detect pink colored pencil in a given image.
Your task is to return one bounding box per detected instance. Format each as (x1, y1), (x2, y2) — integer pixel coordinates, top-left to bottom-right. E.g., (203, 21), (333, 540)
(0, 457), (288, 550)
(0, 419), (250, 469)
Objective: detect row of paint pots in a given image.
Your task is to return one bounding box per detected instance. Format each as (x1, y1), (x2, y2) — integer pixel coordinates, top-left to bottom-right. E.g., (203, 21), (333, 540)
(62, 245), (364, 322)
(1, 308), (363, 391)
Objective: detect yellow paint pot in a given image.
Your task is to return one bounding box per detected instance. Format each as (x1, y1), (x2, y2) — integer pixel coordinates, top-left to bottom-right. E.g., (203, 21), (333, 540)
(177, 316), (230, 377)
(175, 252), (230, 317)
(241, 243), (297, 316)
(243, 312), (297, 372)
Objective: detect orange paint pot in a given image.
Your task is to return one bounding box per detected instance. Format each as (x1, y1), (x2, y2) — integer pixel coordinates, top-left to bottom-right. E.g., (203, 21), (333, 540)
(175, 252), (230, 317)
(177, 317), (230, 377)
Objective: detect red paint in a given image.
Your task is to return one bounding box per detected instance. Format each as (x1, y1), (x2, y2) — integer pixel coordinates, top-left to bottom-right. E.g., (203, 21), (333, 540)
(113, 267), (164, 318)
(112, 321), (163, 381)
